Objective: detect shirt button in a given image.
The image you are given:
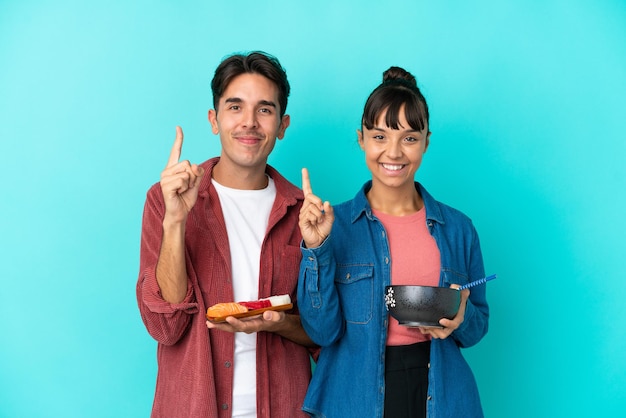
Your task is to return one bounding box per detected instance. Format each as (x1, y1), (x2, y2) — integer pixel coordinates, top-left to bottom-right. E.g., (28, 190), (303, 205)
(427, 362), (431, 368)
(385, 257), (389, 264)
(427, 396), (432, 401)
(346, 273), (351, 279)
(222, 403), (229, 410)
(224, 361), (231, 368)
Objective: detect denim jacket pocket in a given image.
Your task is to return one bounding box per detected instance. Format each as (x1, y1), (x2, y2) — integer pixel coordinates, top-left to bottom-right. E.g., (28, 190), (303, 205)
(335, 264), (374, 324)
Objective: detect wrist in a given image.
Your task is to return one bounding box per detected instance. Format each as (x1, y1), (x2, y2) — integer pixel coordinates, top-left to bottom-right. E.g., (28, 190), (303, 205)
(162, 215), (186, 230)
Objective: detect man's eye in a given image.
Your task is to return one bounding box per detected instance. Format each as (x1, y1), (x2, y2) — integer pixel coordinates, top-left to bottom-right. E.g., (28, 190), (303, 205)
(259, 108), (272, 114)
(229, 105), (240, 110)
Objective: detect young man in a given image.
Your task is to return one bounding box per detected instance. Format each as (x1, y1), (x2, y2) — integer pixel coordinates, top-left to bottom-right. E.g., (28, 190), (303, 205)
(137, 51), (314, 418)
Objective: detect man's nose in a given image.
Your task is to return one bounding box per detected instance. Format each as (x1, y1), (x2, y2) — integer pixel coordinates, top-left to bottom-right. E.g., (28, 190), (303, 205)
(242, 109), (258, 128)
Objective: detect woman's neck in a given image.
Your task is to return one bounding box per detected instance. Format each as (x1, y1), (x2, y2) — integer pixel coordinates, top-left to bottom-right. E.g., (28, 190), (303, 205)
(367, 182), (423, 216)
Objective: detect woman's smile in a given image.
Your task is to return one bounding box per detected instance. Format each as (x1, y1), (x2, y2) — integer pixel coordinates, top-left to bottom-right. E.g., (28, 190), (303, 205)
(381, 163), (406, 172)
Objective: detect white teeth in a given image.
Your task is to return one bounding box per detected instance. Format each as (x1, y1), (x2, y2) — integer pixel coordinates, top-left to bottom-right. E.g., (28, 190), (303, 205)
(382, 164), (403, 171)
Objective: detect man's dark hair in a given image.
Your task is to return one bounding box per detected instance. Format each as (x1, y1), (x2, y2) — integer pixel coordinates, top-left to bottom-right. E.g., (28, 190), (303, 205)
(211, 51), (290, 118)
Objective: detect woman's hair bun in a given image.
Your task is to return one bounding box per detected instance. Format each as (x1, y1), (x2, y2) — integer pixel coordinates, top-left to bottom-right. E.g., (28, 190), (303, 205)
(382, 66), (417, 87)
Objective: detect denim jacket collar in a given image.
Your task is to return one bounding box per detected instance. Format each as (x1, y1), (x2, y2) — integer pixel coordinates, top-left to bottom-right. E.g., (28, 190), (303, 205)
(350, 180), (446, 225)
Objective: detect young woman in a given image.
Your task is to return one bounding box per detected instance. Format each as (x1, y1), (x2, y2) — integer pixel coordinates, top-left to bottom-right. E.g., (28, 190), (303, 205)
(298, 67), (489, 418)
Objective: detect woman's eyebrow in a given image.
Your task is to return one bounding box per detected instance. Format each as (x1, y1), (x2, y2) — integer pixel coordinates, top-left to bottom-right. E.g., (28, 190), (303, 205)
(372, 125), (420, 134)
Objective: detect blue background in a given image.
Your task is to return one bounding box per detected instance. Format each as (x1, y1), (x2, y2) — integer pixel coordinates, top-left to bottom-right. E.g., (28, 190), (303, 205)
(1, 1), (625, 416)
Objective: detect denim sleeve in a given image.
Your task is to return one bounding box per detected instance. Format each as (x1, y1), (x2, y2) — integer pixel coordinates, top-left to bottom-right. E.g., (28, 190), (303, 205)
(297, 236), (345, 346)
(452, 226), (490, 348)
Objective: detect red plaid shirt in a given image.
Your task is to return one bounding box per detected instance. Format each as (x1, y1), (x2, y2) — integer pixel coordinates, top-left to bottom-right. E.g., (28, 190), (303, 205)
(137, 158), (311, 418)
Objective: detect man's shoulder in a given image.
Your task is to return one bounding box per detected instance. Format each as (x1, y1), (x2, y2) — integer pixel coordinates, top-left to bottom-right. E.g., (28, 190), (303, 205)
(198, 157), (220, 171)
(267, 165), (304, 201)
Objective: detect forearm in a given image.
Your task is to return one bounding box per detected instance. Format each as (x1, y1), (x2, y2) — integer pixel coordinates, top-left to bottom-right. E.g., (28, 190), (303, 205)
(298, 241), (344, 346)
(156, 219), (189, 303)
(453, 232), (489, 347)
(273, 314), (317, 347)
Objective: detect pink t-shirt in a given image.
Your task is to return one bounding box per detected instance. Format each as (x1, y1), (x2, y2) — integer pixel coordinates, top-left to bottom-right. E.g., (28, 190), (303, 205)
(373, 207), (441, 346)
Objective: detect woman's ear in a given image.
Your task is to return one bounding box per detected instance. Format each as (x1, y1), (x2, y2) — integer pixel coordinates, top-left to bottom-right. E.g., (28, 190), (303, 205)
(357, 129), (365, 150)
(424, 131), (431, 153)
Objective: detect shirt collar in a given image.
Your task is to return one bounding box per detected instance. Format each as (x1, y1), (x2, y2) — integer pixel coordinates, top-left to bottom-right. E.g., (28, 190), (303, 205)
(349, 180), (445, 225)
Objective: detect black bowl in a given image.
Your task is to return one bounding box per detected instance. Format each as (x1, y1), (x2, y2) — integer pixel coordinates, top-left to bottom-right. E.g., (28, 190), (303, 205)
(385, 285), (461, 328)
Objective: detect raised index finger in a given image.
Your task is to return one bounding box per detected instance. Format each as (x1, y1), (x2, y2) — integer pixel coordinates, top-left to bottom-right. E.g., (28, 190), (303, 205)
(301, 168), (313, 196)
(166, 126), (184, 168)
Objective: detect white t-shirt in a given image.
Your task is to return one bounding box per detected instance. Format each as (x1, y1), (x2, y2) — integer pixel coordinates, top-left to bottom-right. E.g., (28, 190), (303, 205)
(212, 176), (276, 418)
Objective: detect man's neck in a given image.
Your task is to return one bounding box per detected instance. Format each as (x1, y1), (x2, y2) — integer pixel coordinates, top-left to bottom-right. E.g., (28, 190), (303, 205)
(212, 160), (269, 190)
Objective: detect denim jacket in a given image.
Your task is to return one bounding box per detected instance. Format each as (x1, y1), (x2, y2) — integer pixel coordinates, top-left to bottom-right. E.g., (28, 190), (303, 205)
(298, 181), (488, 418)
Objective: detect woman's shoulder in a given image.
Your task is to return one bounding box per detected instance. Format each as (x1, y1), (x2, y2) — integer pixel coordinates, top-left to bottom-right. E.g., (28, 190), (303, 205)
(419, 183), (476, 228)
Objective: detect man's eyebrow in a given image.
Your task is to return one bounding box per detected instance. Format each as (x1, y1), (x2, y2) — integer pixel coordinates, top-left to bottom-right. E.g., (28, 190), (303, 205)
(258, 100), (277, 108)
(224, 97), (277, 108)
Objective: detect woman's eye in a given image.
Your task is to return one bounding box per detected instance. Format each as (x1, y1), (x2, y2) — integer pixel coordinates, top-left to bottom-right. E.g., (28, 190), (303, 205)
(373, 134), (385, 140)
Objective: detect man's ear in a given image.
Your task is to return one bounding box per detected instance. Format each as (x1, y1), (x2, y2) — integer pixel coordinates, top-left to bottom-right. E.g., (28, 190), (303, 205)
(208, 109), (219, 134)
(277, 114), (291, 139)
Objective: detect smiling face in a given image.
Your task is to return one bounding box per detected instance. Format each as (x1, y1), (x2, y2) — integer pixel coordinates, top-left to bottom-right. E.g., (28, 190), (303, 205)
(208, 72), (290, 185)
(358, 104), (430, 196)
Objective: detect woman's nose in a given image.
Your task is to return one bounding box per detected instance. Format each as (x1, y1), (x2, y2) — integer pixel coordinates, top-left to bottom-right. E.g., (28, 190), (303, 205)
(386, 140), (403, 158)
